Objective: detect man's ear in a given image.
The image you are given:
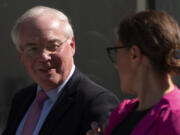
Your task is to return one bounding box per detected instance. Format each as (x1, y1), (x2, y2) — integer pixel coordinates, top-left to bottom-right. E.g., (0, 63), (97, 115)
(69, 37), (75, 56)
(130, 45), (143, 64)
(18, 51), (24, 64)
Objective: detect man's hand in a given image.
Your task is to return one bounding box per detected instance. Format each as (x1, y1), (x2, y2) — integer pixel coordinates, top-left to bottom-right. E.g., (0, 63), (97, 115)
(86, 121), (106, 135)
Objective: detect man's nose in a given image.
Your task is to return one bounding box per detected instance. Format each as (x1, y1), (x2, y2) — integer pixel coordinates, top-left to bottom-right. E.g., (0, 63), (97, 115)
(38, 49), (52, 61)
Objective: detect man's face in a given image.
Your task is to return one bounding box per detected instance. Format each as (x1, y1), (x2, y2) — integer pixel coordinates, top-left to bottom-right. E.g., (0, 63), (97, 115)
(18, 14), (75, 90)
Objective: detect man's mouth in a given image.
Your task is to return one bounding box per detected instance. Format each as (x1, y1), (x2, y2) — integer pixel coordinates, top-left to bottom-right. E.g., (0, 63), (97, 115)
(38, 66), (55, 72)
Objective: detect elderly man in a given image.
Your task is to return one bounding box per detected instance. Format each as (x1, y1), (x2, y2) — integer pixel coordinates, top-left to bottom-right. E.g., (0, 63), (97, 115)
(2, 6), (119, 135)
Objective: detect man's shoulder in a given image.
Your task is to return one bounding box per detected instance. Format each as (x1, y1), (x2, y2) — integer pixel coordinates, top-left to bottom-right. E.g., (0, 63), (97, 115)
(13, 83), (37, 100)
(72, 69), (118, 101)
(74, 70), (110, 93)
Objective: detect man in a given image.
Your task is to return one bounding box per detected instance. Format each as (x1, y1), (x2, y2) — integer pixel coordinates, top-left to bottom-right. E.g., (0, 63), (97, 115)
(2, 6), (119, 135)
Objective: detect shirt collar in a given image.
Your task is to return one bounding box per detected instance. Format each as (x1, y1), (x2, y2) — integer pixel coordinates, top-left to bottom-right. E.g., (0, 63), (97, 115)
(37, 65), (75, 102)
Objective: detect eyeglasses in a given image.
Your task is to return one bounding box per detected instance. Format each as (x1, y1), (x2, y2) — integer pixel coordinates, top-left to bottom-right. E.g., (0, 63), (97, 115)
(106, 46), (127, 63)
(20, 38), (69, 57)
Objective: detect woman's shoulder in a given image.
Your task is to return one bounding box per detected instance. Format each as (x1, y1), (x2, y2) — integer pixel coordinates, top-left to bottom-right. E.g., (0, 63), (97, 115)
(109, 98), (138, 122)
(104, 98), (138, 135)
(154, 87), (180, 134)
(162, 86), (180, 109)
(116, 98), (138, 113)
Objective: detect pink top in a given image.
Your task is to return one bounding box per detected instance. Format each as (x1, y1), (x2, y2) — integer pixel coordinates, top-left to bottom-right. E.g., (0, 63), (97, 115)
(104, 86), (180, 135)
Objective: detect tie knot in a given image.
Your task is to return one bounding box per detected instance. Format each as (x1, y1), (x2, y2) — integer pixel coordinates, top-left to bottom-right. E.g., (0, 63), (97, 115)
(37, 90), (48, 103)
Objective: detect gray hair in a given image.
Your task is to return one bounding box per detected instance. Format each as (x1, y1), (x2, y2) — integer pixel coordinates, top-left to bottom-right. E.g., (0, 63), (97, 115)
(11, 6), (74, 50)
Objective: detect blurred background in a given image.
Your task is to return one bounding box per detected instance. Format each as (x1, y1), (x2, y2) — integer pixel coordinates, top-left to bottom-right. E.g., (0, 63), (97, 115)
(1, 0), (180, 132)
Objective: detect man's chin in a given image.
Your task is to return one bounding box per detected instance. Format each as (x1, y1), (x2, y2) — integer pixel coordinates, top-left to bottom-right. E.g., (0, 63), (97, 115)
(38, 79), (61, 90)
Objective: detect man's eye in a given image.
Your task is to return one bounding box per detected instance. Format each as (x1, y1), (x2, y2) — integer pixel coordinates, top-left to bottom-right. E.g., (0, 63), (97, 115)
(47, 44), (60, 51)
(29, 47), (38, 51)
(25, 47), (39, 54)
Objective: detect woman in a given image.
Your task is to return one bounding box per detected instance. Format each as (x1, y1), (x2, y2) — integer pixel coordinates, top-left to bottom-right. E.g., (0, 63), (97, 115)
(87, 10), (180, 135)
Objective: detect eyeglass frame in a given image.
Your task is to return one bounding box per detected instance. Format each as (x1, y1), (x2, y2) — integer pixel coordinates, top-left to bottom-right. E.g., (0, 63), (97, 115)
(106, 46), (128, 63)
(19, 38), (70, 57)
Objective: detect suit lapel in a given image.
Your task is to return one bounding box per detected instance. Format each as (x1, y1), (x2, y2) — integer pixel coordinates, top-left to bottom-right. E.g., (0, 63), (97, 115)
(12, 85), (37, 134)
(39, 95), (74, 135)
(39, 69), (81, 135)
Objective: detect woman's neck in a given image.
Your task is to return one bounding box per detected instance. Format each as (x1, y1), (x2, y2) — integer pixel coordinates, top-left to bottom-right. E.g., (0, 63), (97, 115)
(136, 73), (174, 111)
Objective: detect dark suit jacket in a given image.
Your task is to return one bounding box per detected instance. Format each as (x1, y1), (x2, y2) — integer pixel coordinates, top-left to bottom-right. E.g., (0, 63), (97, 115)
(2, 69), (119, 135)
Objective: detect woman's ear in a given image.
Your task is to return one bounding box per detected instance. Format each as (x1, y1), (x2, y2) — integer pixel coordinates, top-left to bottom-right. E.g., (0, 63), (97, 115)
(130, 45), (143, 64)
